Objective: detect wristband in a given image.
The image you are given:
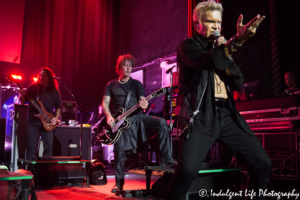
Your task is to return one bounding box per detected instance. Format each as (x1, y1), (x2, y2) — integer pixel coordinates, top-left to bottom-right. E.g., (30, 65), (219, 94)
(230, 37), (243, 52)
(229, 39), (238, 52)
(232, 36), (243, 47)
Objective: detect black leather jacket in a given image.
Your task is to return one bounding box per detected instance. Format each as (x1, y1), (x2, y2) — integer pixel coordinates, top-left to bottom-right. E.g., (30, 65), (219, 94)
(175, 34), (253, 136)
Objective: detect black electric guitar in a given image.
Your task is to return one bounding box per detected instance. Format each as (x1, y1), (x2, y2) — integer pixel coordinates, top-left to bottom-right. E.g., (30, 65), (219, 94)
(96, 88), (166, 145)
(6, 74), (56, 132)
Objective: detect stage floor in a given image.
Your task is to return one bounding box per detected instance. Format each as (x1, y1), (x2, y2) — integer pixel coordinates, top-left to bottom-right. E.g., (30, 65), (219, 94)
(33, 171), (300, 200)
(35, 171), (161, 200)
(5, 163), (298, 200)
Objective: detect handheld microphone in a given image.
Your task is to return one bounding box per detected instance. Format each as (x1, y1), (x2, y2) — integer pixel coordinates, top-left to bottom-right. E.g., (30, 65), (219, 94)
(212, 31), (226, 48)
(213, 31), (221, 40)
(166, 65), (176, 74)
(52, 77), (61, 80)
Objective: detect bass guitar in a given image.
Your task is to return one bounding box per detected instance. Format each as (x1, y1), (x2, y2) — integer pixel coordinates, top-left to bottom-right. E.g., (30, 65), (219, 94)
(96, 88), (166, 145)
(6, 74), (57, 132)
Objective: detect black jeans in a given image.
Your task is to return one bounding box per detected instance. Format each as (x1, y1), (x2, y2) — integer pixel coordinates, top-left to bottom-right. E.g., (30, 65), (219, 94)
(26, 124), (54, 160)
(165, 106), (271, 200)
(114, 115), (171, 188)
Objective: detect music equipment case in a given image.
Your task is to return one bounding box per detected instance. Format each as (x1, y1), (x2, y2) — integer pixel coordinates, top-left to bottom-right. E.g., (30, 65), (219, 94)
(4, 103), (28, 171)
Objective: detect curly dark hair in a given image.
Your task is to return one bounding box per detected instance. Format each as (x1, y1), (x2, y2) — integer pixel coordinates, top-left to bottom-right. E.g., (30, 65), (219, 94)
(36, 67), (58, 89)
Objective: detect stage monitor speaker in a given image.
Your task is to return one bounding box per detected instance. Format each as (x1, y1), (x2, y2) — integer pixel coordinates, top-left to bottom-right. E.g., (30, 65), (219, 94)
(152, 163), (235, 199)
(34, 162), (86, 186)
(53, 126), (91, 160)
(89, 159), (107, 185)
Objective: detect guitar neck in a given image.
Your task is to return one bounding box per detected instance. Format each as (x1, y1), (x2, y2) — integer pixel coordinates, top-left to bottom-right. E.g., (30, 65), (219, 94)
(119, 95), (153, 119)
(25, 94), (44, 114)
(6, 74), (44, 115)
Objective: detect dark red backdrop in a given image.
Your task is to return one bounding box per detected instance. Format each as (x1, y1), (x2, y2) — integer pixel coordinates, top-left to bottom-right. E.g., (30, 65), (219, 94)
(0, 0), (120, 110)
(2, 0), (299, 109)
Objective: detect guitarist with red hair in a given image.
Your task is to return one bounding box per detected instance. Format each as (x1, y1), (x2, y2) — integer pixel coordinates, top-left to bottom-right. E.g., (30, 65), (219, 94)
(19, 67), (62, 161)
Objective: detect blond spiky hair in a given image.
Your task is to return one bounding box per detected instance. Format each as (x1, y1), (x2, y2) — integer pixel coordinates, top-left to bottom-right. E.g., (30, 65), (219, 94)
(193, 0), (223, 24)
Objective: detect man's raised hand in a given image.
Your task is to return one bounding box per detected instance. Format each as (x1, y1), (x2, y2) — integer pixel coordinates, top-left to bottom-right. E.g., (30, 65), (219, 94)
(235, 14), (266, 43)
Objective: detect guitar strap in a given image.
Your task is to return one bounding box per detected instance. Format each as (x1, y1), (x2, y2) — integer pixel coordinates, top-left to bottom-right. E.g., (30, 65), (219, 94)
(36, 85), (40, 101)
(123, 79), (133, 111)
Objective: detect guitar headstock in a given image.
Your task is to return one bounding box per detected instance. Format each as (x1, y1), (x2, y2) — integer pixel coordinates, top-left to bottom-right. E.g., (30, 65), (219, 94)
(151, 88), (167, 98)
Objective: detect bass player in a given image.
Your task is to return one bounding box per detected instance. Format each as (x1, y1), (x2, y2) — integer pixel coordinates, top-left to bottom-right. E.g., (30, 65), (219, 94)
(19, 67), (62, 161)
(102, 53), (176, 192)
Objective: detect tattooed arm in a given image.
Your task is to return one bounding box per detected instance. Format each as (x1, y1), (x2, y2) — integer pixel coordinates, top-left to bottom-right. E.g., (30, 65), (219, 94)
(102, 95), (114, 127)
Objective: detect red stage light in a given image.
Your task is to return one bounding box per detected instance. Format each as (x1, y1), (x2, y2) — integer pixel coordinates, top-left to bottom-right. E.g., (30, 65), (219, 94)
(11, 75), (22, 80)
(33, 77), (37, 82)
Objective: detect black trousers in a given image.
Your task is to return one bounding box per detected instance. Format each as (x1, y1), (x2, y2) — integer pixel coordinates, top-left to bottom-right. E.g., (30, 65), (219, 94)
(114, 115), (171, 187)
(165, 106), (271, 200)
(26, 124), (54, 160)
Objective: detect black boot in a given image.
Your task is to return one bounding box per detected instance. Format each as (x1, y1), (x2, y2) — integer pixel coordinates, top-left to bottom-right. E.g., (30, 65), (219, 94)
(111, 182), (123, 193)
(160, 156), (177, 167)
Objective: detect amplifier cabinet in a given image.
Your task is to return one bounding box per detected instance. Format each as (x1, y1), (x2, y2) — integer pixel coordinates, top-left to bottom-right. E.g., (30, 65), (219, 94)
(143, 62), (162, 92)
(53, 126), (91, 160)
(60, 101), (77, 125)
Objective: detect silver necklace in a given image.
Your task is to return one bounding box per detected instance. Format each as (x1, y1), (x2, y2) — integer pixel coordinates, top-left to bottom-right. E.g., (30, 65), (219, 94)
(119, 78), (129, 84)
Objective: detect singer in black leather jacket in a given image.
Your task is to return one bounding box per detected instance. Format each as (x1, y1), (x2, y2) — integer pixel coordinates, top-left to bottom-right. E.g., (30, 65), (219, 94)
(165, 1), (271, 200)
(175, 33), (253, 136)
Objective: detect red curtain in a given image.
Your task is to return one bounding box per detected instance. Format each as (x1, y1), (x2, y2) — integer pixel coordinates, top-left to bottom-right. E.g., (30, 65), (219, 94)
(21, 0), (120, 109)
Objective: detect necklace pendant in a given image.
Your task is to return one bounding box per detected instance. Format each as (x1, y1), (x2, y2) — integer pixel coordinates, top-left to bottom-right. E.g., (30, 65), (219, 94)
(119, 78), (129, 84)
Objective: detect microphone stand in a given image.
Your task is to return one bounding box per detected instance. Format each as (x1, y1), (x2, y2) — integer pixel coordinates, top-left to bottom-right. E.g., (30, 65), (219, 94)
(56, 78), (88, 161)
(166, 66), (175, 156)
